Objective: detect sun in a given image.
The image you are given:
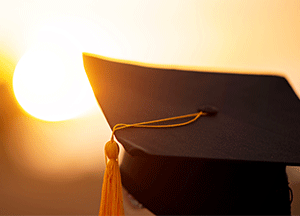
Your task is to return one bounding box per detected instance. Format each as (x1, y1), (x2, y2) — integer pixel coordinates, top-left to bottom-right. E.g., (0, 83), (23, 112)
(13, 26), (97, 122)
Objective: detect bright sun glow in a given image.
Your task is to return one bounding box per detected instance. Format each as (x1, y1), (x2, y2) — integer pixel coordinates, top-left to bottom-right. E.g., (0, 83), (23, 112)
(13, 25), (97, 121)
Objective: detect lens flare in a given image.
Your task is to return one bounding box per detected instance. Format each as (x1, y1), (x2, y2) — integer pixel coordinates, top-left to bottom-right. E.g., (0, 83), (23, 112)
(13, 27), (97, 121)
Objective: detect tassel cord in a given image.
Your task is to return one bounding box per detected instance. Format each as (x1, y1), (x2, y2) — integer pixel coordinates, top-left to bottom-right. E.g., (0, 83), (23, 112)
(111, 111), (205, 142)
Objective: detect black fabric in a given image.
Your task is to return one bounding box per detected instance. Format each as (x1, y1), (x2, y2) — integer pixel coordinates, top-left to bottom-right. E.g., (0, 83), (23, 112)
(82, 53), (298, 215)
(121, 152), (291, 215)
(83, 53), (300, 165)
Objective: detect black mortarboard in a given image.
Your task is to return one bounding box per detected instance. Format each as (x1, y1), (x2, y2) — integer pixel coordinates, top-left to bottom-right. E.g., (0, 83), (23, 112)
(83, 53), (300, 215)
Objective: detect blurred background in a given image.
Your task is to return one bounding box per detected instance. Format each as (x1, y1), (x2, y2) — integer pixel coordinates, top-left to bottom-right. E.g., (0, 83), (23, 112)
(0, 0), (299, 214)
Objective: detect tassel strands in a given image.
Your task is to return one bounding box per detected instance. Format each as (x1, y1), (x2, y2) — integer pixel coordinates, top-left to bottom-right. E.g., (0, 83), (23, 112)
(99, 140), (124, 216)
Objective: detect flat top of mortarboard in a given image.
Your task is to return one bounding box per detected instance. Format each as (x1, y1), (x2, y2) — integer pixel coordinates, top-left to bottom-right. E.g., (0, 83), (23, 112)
(83, 53), (300, 166)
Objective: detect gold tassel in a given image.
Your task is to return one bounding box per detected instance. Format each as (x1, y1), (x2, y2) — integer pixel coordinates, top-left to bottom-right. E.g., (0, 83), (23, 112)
(98, 110), (207, 215)
(99, 140), (124, 216)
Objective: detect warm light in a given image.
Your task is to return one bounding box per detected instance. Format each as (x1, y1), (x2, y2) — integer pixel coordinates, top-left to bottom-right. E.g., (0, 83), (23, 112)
(13, 26), (97, 121)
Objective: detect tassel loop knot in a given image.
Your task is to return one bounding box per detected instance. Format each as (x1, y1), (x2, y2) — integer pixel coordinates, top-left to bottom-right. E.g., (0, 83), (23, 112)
(105, 140), (119, 161)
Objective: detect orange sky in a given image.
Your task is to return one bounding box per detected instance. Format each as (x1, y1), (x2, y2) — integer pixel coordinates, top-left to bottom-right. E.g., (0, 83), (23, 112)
(1, 0), (299, 93)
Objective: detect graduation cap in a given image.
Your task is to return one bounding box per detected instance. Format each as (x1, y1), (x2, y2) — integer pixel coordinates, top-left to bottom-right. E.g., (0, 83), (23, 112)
(83, 53), (300, 215)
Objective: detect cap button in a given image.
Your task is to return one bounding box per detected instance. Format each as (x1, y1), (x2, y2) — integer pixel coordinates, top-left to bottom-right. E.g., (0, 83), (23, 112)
(198, 105), (218, 116)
